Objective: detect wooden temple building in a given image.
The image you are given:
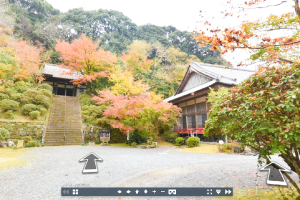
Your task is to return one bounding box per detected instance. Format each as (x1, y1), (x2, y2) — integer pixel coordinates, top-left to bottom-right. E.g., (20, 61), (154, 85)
(164, 61), (256, 142)
(41, 63), (86, 96)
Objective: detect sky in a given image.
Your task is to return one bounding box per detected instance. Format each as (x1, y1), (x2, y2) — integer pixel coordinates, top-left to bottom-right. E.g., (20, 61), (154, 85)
(46, 0), (295, 69)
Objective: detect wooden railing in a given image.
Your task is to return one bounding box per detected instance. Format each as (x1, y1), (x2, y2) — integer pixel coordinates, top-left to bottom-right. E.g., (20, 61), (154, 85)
(173, 128), (204, 134)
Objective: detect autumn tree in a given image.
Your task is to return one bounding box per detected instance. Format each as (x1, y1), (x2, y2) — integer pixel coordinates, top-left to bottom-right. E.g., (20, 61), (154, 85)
(121, 51), (153, 80)
(55, 34), (117, 93)
(92, 90), (181, 137)
(10, 41), (42, 83)
(109, 67), (149, 96)
(0, 27), (18, 84)
(195, 0), (300, 67)
(199, 0), (300, 196)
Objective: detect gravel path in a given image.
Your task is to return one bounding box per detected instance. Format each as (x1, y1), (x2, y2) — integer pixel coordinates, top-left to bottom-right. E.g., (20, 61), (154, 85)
(0, 146), (298, 200)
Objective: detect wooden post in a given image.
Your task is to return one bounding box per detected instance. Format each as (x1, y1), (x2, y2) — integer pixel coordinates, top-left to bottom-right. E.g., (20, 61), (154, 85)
(55, 82), (58, 95)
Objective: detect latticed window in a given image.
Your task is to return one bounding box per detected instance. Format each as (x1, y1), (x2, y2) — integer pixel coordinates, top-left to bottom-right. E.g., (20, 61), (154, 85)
(188, 115), (196, 128)
(197, 114), (207, 127)
(196, 102), (206, 112)
(187, 105), (195, 114)
(179, 117), (187, 128)
(179, 117), (183, 127)
(181, 107), (186, 114)
(197, 115), (203, 125)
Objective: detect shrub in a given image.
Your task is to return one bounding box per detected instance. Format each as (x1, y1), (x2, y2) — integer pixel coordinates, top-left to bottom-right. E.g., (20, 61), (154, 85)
(10, 93), (23, 102)
(0, 128), (10, 141)
(5, 110), (15, 119)
(0, 93), (9, 100)
(131, 142), (137, 147)
(21, 136), (32, 144)
(0, 99), (20, 111)
(25, 140), (37, 147)
(35, 95), (50, 108)
(22, 104), (37, 115)
(20, 96), (31, 104)
(163, 132), (178, 144)
(175, 137), (185, 146)
(80, 93), (97, 106)
(4, 88), (16, 97)
(38, 83), (52, 91)
(85, 133), (96, 142)
(16, 86), (29, 93)
(187, 137), (200, 147)
(24, 90), (40, 99)
(218, 143), (233, 153)
(29, 111), (40, 120)
(39, 107), (47, 116)
(39, 89), (52, 98)
(15, 81), (32, 93)
(128, 130), (147, 145)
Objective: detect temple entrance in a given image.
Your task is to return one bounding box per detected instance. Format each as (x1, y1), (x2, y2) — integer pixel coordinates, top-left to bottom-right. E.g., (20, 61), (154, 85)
(57, 88), (75, 96)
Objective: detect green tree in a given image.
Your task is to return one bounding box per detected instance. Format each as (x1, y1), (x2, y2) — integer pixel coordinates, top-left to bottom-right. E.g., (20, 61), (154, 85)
(204, 66), (300, 195)
(61, 8), (137, 54)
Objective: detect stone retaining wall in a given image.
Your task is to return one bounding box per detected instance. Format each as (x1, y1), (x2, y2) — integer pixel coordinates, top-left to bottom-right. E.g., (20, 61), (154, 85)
(0, 121), (45, 140)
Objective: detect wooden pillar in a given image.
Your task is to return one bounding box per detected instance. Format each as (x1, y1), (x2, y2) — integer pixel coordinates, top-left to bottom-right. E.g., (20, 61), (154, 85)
(72, 85), (75, 97)
(55, 82), (58, 95)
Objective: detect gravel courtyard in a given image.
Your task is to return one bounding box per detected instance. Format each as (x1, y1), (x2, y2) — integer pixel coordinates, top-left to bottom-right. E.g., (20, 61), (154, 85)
(0, 146), (298, 200)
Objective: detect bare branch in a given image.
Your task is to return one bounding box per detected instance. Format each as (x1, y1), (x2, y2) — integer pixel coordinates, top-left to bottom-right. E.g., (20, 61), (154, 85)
(295, 0), (300, 18)
(238, 1), (287, 10)
(260, 28), (300, 32)
(233, 40), (300, 50)
(278, 57), (294, 64)
(282, 171), (300, 194)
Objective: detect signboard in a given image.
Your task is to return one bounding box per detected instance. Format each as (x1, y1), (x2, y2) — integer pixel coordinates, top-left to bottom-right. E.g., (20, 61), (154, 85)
(99, 129), (110, 138)
(90, 127), (94, 133)
(127, 131), (129, 140)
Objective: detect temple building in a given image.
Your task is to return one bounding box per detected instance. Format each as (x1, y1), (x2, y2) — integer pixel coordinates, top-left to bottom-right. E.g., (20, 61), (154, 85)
(41, 63), (86, 97)
(164, 61), (256, 142)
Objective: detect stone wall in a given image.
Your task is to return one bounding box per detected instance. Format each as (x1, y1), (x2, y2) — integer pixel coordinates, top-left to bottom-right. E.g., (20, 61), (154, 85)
(0, 121), (45, 140)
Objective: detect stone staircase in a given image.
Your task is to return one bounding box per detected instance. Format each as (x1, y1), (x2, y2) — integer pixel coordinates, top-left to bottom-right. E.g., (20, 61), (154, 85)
(44, 95), (83, 146)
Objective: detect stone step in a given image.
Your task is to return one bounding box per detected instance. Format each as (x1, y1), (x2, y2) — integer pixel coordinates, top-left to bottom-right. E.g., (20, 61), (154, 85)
(45, 95), (82, 146)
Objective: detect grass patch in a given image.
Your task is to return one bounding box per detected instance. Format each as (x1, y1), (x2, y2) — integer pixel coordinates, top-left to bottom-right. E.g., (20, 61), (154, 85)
(0, 109), (46, 122)
(109, 143), (135, 148)
(218, 186), (300, 200)
(0, 148), (31, 170)
(156, 141), (174, 148)
(175, 143), (219, 154)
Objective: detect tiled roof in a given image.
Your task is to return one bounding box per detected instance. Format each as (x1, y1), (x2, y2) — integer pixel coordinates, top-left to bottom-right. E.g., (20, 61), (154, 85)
(165, 61), (256, 102)
(190, 62), (255, 85)
(41, 63), (81, 80)
(164, 80), (217, 102)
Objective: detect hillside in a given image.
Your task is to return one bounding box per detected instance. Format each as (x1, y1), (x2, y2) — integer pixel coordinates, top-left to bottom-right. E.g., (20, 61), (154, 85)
(0, 0), (230, 98)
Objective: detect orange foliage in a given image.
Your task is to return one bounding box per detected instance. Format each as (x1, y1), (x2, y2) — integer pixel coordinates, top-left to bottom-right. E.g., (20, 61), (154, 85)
(9, 41), (42, 83)
(92, 90), (181, 133)
(55, 34), (117, 85)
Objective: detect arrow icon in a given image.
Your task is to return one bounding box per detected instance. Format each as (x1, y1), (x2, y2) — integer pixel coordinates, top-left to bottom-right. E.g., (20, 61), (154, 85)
(127, 190), (131, 194)
(260, 161), (290, 186)
(63, 189), (69, 195)
(225, 189), (231, 194)
(79, 152), (103, 173)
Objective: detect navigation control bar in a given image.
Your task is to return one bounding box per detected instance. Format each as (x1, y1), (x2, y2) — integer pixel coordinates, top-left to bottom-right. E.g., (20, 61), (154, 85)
(61, 187), (233, 196)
